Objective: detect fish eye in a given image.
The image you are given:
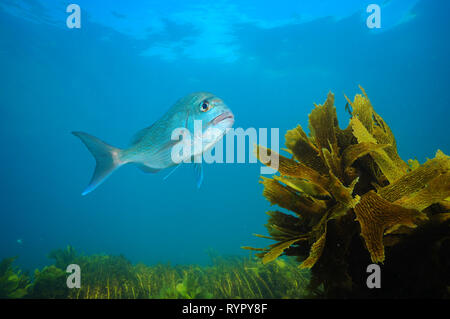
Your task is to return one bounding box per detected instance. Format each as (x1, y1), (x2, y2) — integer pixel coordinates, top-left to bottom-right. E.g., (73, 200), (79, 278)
(200, 100), (211, 112)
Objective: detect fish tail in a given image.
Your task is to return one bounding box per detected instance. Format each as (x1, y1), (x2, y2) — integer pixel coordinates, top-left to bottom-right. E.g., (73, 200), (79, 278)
(72, 131), (124, 195)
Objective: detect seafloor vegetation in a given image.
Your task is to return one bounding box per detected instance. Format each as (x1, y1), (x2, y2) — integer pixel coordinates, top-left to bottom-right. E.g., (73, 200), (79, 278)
(0, 246), (310, 299)
(245, 86), (450, 298)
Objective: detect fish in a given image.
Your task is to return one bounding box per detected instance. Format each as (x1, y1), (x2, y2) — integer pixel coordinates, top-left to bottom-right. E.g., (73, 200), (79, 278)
(73, 92), (234, 195)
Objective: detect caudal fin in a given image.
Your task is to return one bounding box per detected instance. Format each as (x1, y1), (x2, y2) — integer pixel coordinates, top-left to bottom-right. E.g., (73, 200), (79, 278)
(72, 131), (123, 195)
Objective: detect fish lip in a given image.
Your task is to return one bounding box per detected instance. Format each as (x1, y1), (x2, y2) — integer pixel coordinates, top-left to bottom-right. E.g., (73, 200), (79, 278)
(210, 111), (234, 125)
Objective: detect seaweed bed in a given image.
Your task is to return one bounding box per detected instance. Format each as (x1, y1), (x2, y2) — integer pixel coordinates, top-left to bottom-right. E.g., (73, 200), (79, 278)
(0, 246), (310, 299)
(244, 87), (450, 298)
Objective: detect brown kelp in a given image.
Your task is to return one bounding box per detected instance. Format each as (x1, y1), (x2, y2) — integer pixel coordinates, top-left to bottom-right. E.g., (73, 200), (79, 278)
(245, 86), (450, 298)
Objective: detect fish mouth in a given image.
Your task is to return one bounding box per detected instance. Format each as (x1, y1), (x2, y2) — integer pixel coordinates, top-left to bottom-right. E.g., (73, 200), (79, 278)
(210, 111), (234, 125)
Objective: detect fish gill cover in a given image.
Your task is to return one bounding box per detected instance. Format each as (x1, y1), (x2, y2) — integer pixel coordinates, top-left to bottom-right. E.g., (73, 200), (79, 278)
(244, 86), (450, 298)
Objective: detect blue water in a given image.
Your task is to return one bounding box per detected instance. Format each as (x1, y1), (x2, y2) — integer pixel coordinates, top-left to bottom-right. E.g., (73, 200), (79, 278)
(0, 0), (449, 271)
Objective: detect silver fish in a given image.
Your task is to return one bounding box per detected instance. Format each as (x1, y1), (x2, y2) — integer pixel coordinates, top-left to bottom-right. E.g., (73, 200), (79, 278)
(73, 92), (234, 195)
